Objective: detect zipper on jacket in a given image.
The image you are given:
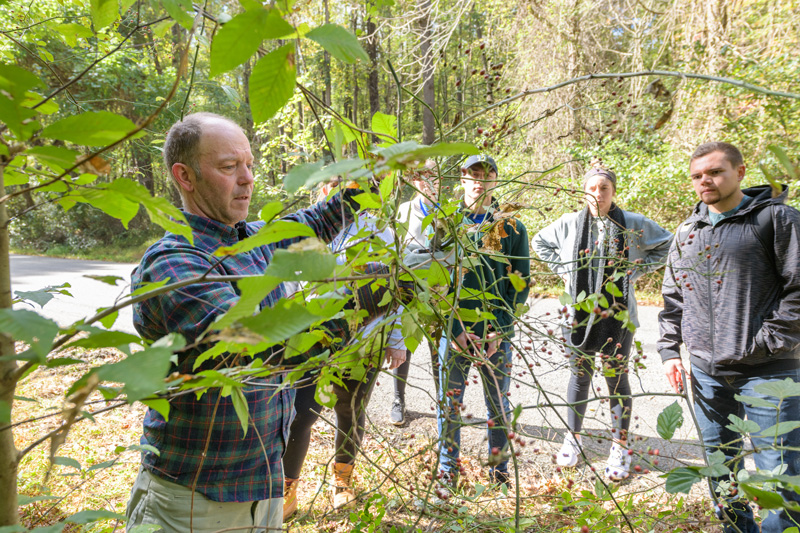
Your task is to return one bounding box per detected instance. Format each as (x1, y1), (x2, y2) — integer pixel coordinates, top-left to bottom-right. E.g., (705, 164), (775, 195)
(707, 225), (716, 373)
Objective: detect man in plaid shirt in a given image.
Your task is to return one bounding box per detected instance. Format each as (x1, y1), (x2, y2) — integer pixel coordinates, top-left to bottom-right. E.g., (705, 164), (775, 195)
(125, 113), (366, 532)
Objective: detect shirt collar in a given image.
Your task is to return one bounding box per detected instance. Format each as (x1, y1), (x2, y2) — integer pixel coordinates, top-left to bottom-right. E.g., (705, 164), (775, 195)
(181, 211), (244, 244)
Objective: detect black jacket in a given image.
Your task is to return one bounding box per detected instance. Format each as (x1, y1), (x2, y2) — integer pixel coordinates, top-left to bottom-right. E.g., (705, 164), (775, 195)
(658, 185), (800, 376)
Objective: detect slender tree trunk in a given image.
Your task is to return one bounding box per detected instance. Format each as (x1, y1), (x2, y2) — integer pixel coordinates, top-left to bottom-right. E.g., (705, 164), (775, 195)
(323, 0), (332, 107)
(0, 163), (20, 527)
(419, 0), (435, 144)
(366, 10), (380, 142)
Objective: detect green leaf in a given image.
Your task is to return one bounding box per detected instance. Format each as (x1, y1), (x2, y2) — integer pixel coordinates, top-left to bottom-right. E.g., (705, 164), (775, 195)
(98, 309), (119, 329)
(735, 393), (779, 410)
(754, 378), (800, 400)
(151, 19), (175, 38)
(0, 309), (59, 362)
(55, 23), (95, 48)
(90, 0), (118, 29)
(87, 459), (117, 471)
(379, 141), (479, 167)
(656, 400), (684, 440)
(663, 467), (702, 493)
(229, 387), (250, 437)
(19, 495), (59, 506)
(85, 275), (125, 286)
(41, 111), (142, 146)
(508, 272), (526, 292)
(0, 526), (27, 533)
(259, 201), (284, 222)
(209, 8), (294, 77)
(739, 482), (787, 509)
(371, 112), (397, 140)
(0, 94), (39, 140)
(130, 279), (171, 298)
(67, 329), (140, 351)
(605, 281), (623, 297)
(0, 64), (44, 98)
(264, 243), (336, 281)
(142, 398), (170, 421)
(699, 450), (730, 477)
(25, 146), (80, 169)
(237, 300), (321, 344)
(249, 44), (296, 124)
(215, 221), (315, 256)
(14, 283), (72, 308)
(52, 456), (81, 471)
(95, 334), (184, 402)
(66, 510), (125, 524)
(558, 292), (572, 306)
(283, 158), (368, 194)
(353, 192), (382, 209)
(306, 24), (368, 64)
(213, 275), (281, 329)
(758, 421), (800, 438)
(726, 414), (761, 435)
(767, 145), (798, 180)
(162, 0), (194, 29)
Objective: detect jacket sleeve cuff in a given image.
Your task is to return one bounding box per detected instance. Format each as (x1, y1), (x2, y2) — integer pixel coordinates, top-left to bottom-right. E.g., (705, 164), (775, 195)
(659, 349), (682, 363)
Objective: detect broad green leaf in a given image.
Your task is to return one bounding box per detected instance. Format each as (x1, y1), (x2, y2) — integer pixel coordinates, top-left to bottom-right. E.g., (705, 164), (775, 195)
(229, 387), (249, 437)
(283, 158), (369, 194)
(67, 329), (140, 351)
(726, 414), (760, 435)
(605, 281), (623, 297)
(85, 275), (124, 285)
(95, 334), (184, 402)
(130, 279), (170, 297)
(25, 146), (79, 169)
(0, 526), (28, 533)
(87, 459), (117, 471)
(249, 44), (296, 124)
(0, 309), (59, 362)
(237, 300), (320, 344)
(768, 145), (798, 180)
(754, 378), (800, 400)
(0, 94), (39, 140)
(213, 275), (281, 329)
(220, 85), (241, 108)
(98, 309), (119, 329)
(52, 456), (81, 471)
(758, 420), (800, 438)
(663, 467), (702, 493)
(215, 221), (315, 256)
(19, 495), (59, 506)
(508, 272), (526, 292)
(735, 393), (779, 410)
(260, 201), (283, 222)
(162, 0), (194, 29)
(379, 141), (479, 167)
(209, 8), (294, 77)
(151, 19), (174, 38)
(66, 510), (126, 524)
(142, 399), (170, 421)
(353, 192), (382, 209)
(14, 283), (72, 308)
(41, 111), (142, 146)
(305, 24), (368, 64)
(90, 0), (118, 29)
(264, 243), (336, 281)
(656, 400), (684, 440)
(0, 64), (44, 98)
(558, 292), (572, 306)
(699, 450), (730, 477)
(371, 111), (397, 140)
(739, 482), (788, 509)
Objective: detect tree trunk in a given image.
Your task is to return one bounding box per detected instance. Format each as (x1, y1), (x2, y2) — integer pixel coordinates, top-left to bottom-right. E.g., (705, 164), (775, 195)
(366, 10), (380, 143)
(323, 0), (332, 107)
(0, 164), (20, 527)
(419, 0), (435, 144)
(475, 20), (493, 105)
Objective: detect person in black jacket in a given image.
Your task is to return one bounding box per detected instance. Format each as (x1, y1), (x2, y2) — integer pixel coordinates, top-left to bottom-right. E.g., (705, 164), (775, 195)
(658, 142), (800, 533)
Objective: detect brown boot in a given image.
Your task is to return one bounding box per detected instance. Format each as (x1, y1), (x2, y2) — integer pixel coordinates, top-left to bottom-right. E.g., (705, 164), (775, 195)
(332, 462), (356, 510)
(283, 478), (299, 521)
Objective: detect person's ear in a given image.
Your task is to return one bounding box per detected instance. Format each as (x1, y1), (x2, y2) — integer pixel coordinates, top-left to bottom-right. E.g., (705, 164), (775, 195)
(172, 163), (195, 193)
(737, 164), (746, 182)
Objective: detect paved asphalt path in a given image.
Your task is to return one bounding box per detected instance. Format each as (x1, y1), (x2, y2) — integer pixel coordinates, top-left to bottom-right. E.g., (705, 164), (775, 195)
(11, 254), (706, 470)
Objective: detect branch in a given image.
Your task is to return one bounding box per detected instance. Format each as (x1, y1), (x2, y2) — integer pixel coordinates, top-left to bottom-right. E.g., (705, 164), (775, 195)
(446, 70), (800, 136)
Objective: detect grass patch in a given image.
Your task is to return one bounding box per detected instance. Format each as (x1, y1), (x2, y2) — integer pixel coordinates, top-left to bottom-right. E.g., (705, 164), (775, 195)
(10, 240), (157, 264)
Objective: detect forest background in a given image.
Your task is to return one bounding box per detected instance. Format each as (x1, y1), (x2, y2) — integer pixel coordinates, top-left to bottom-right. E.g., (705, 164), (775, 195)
(2, 0), (800, 532)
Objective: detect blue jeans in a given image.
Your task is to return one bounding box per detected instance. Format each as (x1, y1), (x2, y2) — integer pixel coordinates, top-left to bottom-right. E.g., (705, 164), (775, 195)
(691, 365), (800, 533)
(437, 336), (512, 479)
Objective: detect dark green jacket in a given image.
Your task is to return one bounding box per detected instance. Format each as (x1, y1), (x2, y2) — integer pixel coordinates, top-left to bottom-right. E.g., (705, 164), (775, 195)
(451, 200), (530, 338)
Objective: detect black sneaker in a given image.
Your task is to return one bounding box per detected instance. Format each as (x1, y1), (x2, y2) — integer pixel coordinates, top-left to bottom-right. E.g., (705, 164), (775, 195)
(492, 469), (512, 489)
(390, 398), (405, 426)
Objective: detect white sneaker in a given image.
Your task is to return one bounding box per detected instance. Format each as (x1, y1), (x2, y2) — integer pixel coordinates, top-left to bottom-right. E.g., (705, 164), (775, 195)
(556, 434), (581, 467)
(605, 443), (632, 481)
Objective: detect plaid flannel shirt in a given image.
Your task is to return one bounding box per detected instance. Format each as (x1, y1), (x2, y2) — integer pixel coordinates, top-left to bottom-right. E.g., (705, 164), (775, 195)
(131, 193), (355, 503)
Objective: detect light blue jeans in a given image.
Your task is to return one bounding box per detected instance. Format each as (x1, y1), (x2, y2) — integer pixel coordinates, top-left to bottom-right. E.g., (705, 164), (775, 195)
(692, 365), (800, 533)
(126, 468), (283, 532)
(437, 336), (512, 480)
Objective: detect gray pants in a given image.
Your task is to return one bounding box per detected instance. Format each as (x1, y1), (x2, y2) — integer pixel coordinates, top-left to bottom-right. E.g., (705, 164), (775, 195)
(126, 468), (283, 532)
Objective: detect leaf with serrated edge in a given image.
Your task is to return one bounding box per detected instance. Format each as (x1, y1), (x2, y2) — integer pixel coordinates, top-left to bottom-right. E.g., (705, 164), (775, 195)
(656, 400), (684, 440)
(249, 44), (296, 124)
(663, 467), (702, 494)
(754, 378), (800, 400)
(305, 24), (368, 63)
(209, 8), (294, 77)
(41, 111), (142, 146)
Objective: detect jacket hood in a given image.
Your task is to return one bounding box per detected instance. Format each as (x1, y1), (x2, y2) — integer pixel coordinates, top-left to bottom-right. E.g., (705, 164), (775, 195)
(686, 184), (788, 224)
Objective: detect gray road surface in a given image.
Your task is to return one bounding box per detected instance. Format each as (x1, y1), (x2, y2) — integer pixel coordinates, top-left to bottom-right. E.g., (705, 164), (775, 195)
(10, 254), (138, 334)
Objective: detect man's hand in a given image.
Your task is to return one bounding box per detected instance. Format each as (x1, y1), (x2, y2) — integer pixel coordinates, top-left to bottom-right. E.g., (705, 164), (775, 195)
(451, 331), (480, 353)
(385, 347), (406, 370)
(664, 358), (689, 394)
(484, 332), (501, 358)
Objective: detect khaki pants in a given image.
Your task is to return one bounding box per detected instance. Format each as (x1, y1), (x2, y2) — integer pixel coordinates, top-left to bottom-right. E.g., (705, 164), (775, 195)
(126, 468), (283, 532)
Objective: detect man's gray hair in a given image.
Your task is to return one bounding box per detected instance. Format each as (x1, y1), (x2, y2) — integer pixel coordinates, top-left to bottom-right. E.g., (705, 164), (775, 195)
(691, 142), (744, 168)
(163, 112), (239, 179)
